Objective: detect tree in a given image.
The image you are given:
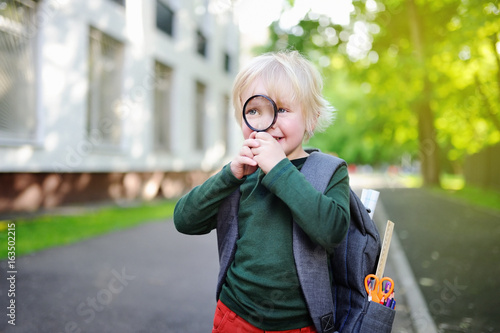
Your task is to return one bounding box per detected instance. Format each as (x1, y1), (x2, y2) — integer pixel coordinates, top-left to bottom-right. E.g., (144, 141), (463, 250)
(261, 0), (500, 187)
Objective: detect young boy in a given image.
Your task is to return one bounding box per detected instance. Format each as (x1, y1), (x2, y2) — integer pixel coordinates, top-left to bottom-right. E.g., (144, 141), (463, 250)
(174, 50), (350, 332)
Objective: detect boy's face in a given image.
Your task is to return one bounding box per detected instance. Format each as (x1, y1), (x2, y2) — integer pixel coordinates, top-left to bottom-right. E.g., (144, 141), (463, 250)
(240, 78), (308, 160)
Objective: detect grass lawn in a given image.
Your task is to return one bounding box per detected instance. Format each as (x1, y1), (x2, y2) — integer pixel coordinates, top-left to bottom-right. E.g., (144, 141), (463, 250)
(0, 200), (177, 260)
(433, 185), (500, 213)
(402, 173), (500, 213)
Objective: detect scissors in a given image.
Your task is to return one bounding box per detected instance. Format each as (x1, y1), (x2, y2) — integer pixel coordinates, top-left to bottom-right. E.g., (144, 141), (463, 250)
(364, 274), (394, 303)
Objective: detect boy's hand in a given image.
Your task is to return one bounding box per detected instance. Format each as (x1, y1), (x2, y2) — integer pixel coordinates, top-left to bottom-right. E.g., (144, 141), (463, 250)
(246, 132), (286, 174)
(230, 144), (258, 179)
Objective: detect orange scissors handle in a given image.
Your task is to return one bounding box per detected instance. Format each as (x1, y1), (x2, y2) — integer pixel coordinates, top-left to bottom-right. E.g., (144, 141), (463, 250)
(364, 274), (394, 303)
(379, 277), (394, 301)
(364, 274), (379, 302)
(364, 274), (377, 292)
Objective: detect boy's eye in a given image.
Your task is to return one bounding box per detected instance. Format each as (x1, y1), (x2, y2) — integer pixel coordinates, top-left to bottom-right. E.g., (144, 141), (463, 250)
(278, 108), (287, 114)
(245, 108), (258, 116)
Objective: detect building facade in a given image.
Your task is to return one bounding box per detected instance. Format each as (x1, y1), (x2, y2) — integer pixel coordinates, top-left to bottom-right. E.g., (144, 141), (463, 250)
(0, 0), (241, 213)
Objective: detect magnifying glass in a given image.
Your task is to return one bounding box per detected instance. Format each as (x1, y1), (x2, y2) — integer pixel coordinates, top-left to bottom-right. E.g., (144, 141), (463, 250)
(242, 94), (278, 132)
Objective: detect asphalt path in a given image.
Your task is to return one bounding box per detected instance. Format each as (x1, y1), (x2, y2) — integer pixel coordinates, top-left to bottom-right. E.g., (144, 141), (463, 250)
(0, 220), (220, 333)
(0, 216), (417, 333)
(378, 188), (500, 333)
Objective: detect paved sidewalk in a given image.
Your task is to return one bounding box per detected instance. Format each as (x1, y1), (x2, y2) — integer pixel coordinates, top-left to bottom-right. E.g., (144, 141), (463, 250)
(0, 217), (417, 333)
(0, 220), (220, 333)
(376, 187), (500, 333)
(0, 216), (417, 333)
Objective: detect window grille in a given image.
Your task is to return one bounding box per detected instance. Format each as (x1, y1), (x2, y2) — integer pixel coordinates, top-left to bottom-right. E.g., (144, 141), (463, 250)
(154, 61), (172, 151)
(87, 27), (124, 148)
(0, 0), (38, 142)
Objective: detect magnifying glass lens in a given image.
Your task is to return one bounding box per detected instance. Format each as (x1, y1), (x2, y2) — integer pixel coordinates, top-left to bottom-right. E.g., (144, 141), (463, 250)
(243, 95), (277, 132)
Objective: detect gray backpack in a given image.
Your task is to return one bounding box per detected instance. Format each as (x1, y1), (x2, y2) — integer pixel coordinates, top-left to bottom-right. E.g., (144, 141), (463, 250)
(216, 151), (395, 332)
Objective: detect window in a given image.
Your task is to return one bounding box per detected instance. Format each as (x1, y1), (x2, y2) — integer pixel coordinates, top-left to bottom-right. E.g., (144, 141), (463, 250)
(195, 82), (206, 150)
(196, 29), (207, 57)
(224, 52), (231, 73)
(109, 0), (125, 6)
(156, 1), (174, 37)
(87, 27), (125, 148)
(0, 0), (38, 142)
(154, 61), (173, 152)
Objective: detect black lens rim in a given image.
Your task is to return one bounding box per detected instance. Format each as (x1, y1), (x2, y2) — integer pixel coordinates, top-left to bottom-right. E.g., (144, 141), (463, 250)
(242, 94), (278, 132)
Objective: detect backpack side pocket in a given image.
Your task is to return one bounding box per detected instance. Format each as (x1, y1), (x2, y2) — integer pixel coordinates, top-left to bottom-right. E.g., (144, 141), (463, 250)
(357, 301), (395, 333)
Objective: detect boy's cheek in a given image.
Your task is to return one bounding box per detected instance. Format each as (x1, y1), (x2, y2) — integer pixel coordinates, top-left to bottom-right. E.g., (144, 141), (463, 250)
(241, 125), (253, 139)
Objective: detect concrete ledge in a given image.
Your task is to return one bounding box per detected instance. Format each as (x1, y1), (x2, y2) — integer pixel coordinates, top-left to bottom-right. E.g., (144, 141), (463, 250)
(0, 170), (213, 215)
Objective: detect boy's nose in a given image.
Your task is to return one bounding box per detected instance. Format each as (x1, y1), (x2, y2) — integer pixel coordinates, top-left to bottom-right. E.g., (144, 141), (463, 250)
(269, 119), (279, 130)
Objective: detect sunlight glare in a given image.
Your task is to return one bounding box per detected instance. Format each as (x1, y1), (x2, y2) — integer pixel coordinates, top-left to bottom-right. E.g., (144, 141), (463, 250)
(236, 0), (283, 34)
(306, 0), (354, 26)
(236, 0), (354, 33)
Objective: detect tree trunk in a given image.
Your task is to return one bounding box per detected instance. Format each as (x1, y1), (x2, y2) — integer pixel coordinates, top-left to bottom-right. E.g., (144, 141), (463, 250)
(407, 0), (441, 186)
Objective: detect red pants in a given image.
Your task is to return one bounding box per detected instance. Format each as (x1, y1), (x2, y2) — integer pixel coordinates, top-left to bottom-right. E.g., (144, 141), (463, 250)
(212, 300), (318, 333)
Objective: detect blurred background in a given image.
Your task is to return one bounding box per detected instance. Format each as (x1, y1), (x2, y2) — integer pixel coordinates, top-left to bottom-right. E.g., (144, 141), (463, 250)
(1, 0), (499, 212)
(0, 0), (242, 211)
(0, 0), (499, 332)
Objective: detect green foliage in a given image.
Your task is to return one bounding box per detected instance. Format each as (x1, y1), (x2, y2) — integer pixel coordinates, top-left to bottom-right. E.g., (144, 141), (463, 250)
(263, 0), (500, 169)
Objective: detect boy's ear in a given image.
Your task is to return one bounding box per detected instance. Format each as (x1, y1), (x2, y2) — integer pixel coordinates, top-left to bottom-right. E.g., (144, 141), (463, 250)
(311, 112), (320, 131)
(306, 122), (316, 140)
(305, 113), (319, 140)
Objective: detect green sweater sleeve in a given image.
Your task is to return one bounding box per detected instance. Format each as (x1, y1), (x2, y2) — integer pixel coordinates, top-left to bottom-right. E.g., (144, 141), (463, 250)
(173, 163), (244, 235)
(262, 158), (350, 254)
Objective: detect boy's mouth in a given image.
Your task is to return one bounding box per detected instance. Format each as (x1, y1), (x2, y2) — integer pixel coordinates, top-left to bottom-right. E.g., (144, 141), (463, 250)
(275, 137), (283, 142)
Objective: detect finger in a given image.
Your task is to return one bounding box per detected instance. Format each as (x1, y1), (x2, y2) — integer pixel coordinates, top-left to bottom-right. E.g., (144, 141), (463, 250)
(243, 138), (260, 149)
(254, 131), (273, 141)
(237, 154), (258, 166)
(240, 145), (254, 159)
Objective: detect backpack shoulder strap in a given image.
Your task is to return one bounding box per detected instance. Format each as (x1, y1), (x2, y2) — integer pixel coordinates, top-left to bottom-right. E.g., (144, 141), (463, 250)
(302, 150), (346, 192)
(215, 189), (240, 300)
(293, 151), (346, 333)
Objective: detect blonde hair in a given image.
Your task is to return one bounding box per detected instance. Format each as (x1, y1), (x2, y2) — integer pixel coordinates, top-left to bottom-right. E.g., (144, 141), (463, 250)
(232, 50), (334, 141)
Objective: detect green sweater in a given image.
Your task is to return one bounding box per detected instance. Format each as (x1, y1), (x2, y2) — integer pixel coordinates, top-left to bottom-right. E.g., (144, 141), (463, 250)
(174, 157), (350, 330)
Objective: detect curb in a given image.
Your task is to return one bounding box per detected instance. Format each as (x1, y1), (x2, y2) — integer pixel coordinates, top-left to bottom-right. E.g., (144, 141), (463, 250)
(375, 199), (439, 333)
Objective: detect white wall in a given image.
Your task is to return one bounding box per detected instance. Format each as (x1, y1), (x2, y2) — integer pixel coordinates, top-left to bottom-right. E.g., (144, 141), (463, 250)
(0, 0), (241, 173)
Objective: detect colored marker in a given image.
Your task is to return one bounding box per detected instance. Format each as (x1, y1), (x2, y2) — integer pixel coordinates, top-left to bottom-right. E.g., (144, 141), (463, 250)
(384, 281), (392, 293)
